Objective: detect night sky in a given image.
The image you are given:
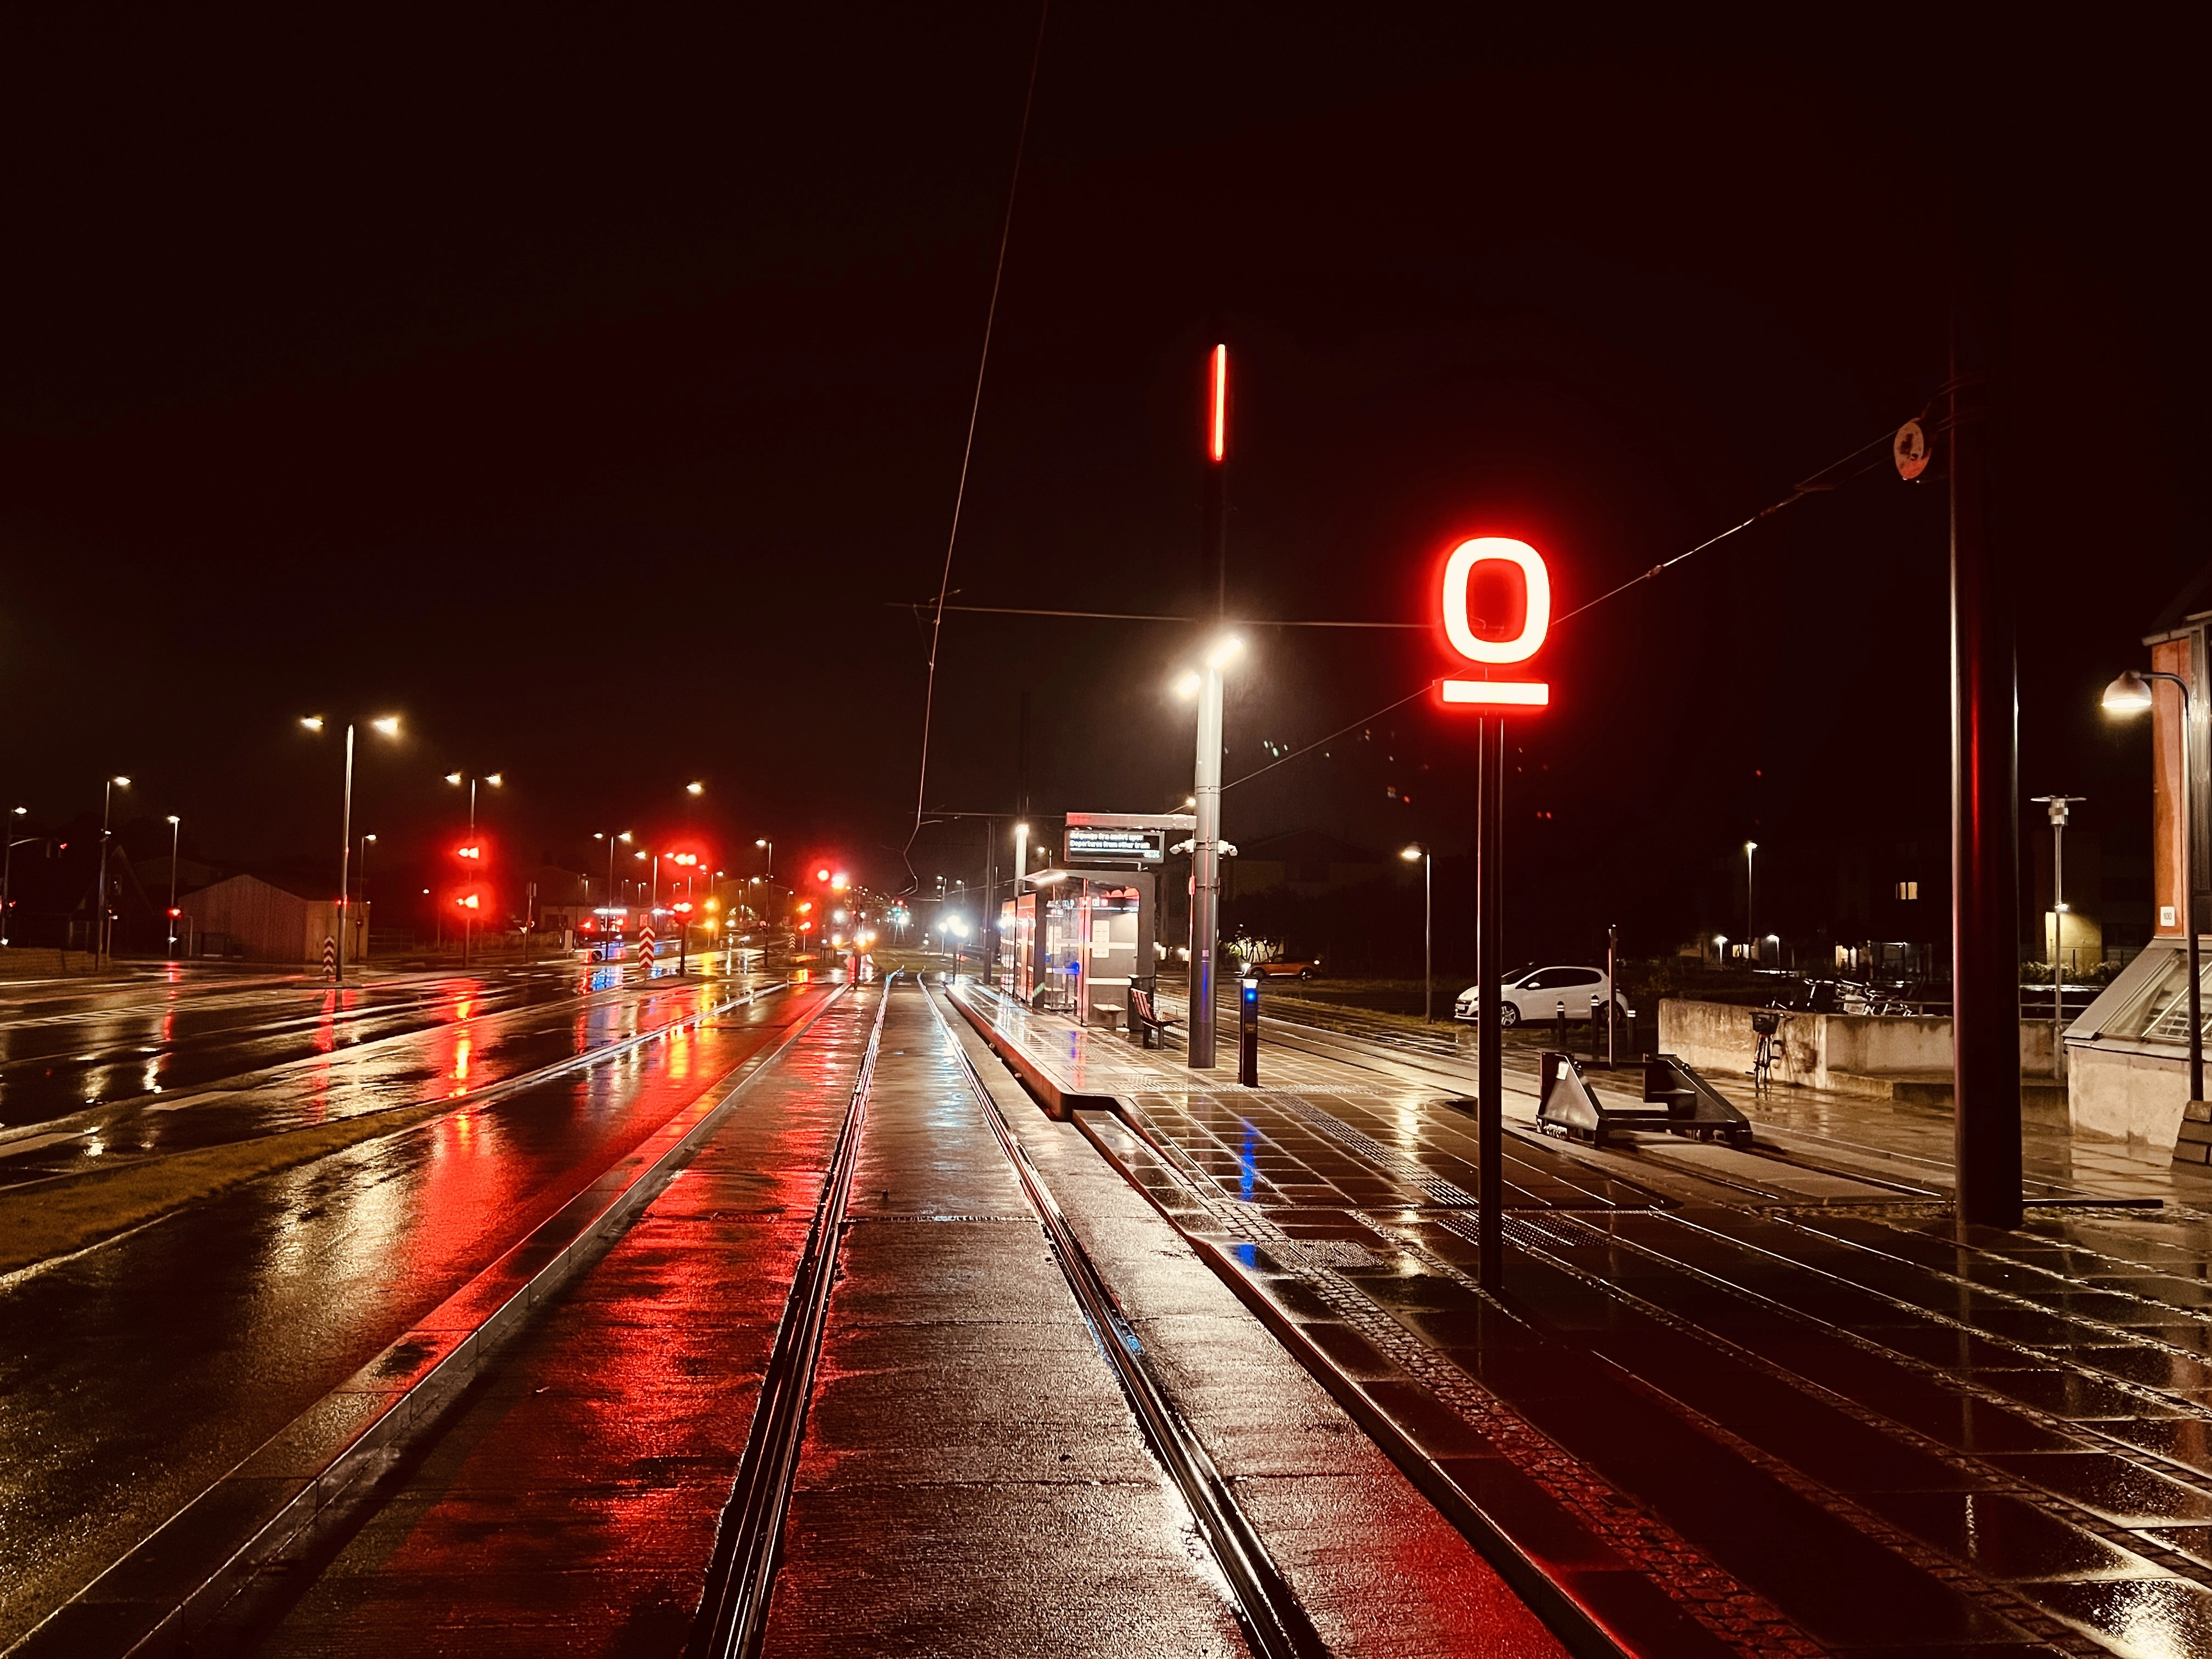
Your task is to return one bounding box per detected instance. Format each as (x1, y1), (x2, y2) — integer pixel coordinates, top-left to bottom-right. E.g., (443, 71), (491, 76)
(0, 9), (2201, 960)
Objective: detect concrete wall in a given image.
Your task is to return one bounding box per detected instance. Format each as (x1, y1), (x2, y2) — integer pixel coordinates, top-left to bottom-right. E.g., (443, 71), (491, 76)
(1659, 999), (2062, 1094)
(2067, 1043), (2191, 1158)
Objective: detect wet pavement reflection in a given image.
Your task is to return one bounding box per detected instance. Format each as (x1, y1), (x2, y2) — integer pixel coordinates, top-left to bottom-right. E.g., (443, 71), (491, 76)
(977, 990), (2212, 1659)
(0, 959), (775, 1185)
(0, 979), (832, 1649)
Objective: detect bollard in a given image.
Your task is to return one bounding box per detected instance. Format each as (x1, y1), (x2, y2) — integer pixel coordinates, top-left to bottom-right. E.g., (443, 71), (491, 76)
(1239, 975), (1260, 1086)
(1556, 998), (1567, 1053)
(1589, 994), (1604, 1065)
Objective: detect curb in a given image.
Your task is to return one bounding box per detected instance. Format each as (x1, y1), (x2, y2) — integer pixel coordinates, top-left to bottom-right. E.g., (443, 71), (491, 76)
(7, 980), (845, 1659)
(947, 984), (1656, 1659)
(945, 988), (1122, 1119)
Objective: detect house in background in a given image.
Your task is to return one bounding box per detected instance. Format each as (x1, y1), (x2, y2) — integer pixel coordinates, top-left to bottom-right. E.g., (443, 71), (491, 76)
(177, 872), (346, 963)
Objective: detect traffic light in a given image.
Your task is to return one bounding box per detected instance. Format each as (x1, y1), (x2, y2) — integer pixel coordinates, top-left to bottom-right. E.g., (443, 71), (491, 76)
(456, 844), (482, 861)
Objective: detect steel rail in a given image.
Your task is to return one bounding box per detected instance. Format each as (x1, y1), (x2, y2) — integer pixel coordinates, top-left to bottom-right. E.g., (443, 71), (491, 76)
(924, 983), (1330, 1659)
(689, 974), (894, 1659)
(1157, 989), (2104, 1206)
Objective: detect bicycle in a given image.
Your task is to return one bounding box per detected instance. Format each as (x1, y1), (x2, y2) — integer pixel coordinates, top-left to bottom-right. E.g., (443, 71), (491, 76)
(1750, 1008), (1784, 1092)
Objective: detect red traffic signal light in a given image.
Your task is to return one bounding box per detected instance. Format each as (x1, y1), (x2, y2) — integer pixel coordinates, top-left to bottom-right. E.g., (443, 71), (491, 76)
(167, 907), (182, 918)
(455, 844), (482, 861)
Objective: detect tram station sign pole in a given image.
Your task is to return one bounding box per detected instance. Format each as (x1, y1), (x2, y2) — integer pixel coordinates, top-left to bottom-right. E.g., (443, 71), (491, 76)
(1436, 538), (1553, 1291)
(1188, 344), (1231, 1070)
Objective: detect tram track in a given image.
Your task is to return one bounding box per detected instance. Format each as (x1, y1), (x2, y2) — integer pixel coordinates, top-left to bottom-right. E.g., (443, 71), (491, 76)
(1164, 985), (2131, 1209)
(4, 976), (848, 1658)
(947, 984), (2212, 1654)
(923, 983), (1329, 1659)
(689, 977), (892, 1659)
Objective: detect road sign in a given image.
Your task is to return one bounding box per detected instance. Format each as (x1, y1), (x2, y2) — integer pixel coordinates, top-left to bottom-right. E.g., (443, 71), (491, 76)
(1894, 419), (1931, 481)
(321, 935), (337, 980)
(1437, 537), (1552, 708)
(1432, 535), (1555, 1293)
(638, 926), (656, 974)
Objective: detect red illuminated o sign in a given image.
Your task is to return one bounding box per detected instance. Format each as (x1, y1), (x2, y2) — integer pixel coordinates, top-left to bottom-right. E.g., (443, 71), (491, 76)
(1438, 537), (1550, 708)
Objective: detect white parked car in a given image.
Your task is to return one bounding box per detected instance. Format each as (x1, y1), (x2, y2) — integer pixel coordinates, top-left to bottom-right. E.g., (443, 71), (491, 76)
(1454, 963), (1630, 1026)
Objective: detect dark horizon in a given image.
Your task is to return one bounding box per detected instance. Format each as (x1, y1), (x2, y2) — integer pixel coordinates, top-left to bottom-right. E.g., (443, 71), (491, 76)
(2, 9), (2201, 964)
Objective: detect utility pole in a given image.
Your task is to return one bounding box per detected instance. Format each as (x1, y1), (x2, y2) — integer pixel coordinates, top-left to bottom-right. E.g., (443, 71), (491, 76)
(1189, 342), (1230, 1070)
(1949, 271), (2023, 1233)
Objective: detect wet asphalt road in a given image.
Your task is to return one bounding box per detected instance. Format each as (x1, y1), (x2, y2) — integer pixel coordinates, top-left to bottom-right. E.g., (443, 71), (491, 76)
(0, 970), (836, 1649)
(0, 956), (775, 1184)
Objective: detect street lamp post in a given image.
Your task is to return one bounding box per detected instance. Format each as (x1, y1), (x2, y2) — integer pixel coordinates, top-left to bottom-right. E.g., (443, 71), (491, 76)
(1401, 843), (1432, 1023)
(360, 833), (377, 965)
(165, 816), (181, 957)
(1744, 840), (1758, 964)
(445, 770), (503, 834)
(2031, 794), (2086, 1058)
(1178, 635), (1243, 1069)
(3, 806), (32, 947)
(95, 776), (130, 965)
(593, 831), (633, 945)
(2105, 669), (2200, 1100)
(304, 716), (400, 986)
(755, 837), (774, 881)
(1183, 339), (1235, 1071)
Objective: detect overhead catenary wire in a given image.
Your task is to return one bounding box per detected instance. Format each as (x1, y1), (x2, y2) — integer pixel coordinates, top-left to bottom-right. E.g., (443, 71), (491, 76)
(904, 0), (1051, 892)
(892, 602), (1427, 627)
(1223, 416), (1917, 792)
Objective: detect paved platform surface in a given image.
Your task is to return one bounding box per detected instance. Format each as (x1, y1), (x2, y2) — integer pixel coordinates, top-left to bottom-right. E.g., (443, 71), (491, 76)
(761, 985), (1250, 1657)
(967, 985), (2212, 1659)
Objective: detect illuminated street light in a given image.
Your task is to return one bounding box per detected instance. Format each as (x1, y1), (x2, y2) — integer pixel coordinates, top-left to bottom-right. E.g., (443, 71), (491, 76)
(3, 808), (37, 948)
(755, 837), (775, 881)
(686, 781), (704, 796)
(592, 831), (633, 916)
(2104, 667), (2199, 1099)
(1745, 841), (1759, 962)
(1402, 843), (1432, 1023)
(1172, 634), (1246, 1069)
(359, 833), (377, 967)
(165, 816), (182, 958)
(94, 775), (131, 967)
(445, 769), (503, 834)
(302, 716), (399, 984)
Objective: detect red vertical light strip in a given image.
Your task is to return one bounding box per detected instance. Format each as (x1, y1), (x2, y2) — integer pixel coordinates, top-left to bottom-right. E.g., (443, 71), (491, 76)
(1209, 343), (1227, 463)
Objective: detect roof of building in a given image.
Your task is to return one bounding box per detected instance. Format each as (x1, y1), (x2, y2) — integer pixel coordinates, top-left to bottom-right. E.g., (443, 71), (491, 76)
(2148, 555), (2212, 640)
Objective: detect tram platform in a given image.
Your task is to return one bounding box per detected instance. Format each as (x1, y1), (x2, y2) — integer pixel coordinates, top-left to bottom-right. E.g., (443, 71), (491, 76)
(954, 982), (2212, 1659)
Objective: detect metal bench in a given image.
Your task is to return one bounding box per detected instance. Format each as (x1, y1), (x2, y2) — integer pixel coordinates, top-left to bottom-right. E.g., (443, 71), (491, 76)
(1127, 986), (1178, 1049)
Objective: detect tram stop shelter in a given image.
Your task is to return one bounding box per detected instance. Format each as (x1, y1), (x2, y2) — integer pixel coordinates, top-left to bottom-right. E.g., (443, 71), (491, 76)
(999, 810), (1189, 1028)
